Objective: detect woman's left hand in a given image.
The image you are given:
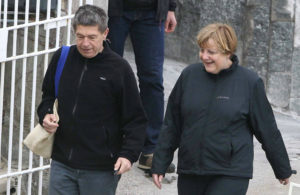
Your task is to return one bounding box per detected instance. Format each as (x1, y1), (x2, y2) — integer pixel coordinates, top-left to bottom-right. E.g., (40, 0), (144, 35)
(279, 178), (289, 185)
(152, 174), (164, 189)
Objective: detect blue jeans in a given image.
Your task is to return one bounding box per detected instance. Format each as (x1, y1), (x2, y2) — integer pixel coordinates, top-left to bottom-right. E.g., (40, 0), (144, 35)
(108, 10), (165, 154)
(49, 160), (120, 195)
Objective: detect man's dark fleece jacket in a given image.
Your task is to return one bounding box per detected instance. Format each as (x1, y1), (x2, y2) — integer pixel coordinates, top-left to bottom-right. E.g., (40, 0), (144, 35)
(38, 42), (147, 170)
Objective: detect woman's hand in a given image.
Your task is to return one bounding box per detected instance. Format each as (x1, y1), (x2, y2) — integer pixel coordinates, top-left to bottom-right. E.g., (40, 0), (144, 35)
(152, 174), (164, 189)
(279, 178), (289, 185)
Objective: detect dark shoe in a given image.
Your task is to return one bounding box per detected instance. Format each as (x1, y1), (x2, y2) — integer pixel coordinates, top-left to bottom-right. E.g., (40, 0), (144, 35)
(138, 153), (176, 173)
(138, 153), (153, 170)
(166, 162), (176, 173)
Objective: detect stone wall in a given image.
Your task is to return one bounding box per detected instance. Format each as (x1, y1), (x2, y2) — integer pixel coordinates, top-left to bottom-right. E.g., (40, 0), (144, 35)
(165, 0), (300, 115)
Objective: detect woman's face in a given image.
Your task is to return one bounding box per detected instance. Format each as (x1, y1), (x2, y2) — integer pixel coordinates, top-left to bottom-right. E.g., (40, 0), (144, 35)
(199, 38), (232, 74)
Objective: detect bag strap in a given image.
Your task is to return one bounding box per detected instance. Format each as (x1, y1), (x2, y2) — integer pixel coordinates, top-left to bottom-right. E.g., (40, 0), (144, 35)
(55, 46), (70, 98)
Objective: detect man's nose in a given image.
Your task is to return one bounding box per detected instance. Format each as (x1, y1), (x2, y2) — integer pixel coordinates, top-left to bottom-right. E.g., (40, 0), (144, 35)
(82, 37), (90, 46)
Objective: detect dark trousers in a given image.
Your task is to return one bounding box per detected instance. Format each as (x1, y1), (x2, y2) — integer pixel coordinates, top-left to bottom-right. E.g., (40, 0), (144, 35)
(108, 10), (165, 154)
(177, 174), (249, 195)
(49, 160), (120, 195)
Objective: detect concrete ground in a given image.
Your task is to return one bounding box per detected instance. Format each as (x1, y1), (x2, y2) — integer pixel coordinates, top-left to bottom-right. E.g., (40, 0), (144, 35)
(116, 52), (300, 195)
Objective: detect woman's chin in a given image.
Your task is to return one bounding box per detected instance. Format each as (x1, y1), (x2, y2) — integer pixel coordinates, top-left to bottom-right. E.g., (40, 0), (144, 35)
(204, 66), (217, 74)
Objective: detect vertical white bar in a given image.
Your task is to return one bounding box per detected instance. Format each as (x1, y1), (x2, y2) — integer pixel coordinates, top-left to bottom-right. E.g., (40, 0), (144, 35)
(55, 0), (62, 48)
(67, 0), (72, 45)
(80, 0), (83, 6)
(86, 0), (94, 5)
(288, 183), (292, 195)
(0, 29), (8, 62)
(0, 0), (2, 27)
(39, 0), (52, 191)
(0, 28), (8, 167)
(0, 62), (5, 166)
(3, 0), (7, 28)
(43, 0), (52, 74)
(28, 1), (41, 194)
(7, 0), (19, 194)
(17, 0), (30, 194)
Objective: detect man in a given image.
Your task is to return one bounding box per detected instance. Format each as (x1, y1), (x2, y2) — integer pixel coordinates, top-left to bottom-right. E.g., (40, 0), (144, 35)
(38, 5), (147, 195)
(107, 0), (177, 172)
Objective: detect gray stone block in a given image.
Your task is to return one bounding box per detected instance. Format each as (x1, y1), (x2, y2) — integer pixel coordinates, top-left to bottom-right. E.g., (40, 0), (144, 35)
(246, 0), (270, 6)
(165, 35), (182, 61)
(271, 0), (294, 21)
(267, 73), (291, 108)
(290, 98), (300, 115)
(243, 56), (268, 81)
(291, 47), (300, 98)
(175, 7), (201, 38)
(269, 40), (293, 72)
(271, 22), (293, 42)
(242, 6), (270, 57)
(171, 0), (245, 65)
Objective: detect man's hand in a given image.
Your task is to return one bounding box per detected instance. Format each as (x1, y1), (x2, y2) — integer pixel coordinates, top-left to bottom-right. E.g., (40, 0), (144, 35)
(114, 157), (132, 175)
(165, 11), (177, 33)
(43, 114), (59, 133)
(279, 178), (289, 185)
(152, 174), (164, 189)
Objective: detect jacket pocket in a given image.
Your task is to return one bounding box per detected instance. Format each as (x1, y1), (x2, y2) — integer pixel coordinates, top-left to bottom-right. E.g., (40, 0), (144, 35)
(103, 126), (114, 159)
(203, 134), (232, 167)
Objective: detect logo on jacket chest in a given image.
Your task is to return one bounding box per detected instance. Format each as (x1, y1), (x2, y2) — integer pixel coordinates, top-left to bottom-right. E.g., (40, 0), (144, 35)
(216, 96), (230, 100)
(99, 76), (107, 80)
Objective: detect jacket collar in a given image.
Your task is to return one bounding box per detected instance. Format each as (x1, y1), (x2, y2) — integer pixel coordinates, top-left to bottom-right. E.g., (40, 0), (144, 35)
(202, 54), (239, 76)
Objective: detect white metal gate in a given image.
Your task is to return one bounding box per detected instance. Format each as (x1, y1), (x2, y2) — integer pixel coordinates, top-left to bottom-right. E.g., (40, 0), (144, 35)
(0, 0), (95, 194)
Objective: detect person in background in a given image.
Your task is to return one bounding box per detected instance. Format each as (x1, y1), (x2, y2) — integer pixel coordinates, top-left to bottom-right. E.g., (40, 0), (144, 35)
(38, 5), (147, 195)
(107, 0), (177, 173)
(151, 23), (292, 195)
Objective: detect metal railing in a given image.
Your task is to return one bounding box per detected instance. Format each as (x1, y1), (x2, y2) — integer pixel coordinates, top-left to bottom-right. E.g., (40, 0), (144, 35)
(288, 182), (300, 195)
(0, 0), (90, 194)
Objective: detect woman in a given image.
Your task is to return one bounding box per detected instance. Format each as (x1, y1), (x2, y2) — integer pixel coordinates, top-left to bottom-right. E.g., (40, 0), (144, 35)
(151, 23), (292, 195)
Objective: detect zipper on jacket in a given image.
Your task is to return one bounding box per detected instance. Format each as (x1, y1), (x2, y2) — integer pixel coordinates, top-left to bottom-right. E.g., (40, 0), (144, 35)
(104, 126), (114, 158)
(72, 60), (88, 117)
(198, 75), (219, 167)
(68, 148), (73, 160)
(68, 60), (87, 161)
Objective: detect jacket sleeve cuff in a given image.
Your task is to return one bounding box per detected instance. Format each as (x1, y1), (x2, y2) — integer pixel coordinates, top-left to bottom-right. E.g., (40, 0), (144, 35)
(38, 106), (53, 126)
(275, 170), (292, 180)
(169, 1), (176, 11)
(168, 6), (176, 11)
(118, 153), (137, 165)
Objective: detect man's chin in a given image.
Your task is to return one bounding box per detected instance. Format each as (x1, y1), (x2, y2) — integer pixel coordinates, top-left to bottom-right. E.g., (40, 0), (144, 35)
(80, 51), (94, 58)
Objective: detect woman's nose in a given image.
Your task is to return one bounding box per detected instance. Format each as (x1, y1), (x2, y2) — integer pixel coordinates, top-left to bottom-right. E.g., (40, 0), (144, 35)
(200, 52), (209, 60)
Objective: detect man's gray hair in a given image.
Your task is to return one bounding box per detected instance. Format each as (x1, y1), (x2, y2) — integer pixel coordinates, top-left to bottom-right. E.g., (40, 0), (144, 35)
(73, 4), (108, 33)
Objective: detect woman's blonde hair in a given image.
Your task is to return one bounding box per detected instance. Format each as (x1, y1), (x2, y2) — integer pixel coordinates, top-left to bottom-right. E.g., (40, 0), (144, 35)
(197, 23), (237, 55)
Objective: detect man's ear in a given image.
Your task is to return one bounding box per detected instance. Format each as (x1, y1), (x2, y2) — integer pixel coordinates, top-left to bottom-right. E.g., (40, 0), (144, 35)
(103, 28), (109, 38)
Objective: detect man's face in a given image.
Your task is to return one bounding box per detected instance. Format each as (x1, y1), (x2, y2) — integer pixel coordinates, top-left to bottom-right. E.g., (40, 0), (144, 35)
(75, 25), (108, 58)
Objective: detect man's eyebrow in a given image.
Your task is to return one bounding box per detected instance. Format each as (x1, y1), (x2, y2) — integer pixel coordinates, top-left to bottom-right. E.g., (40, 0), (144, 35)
(75, 33), (97, 37)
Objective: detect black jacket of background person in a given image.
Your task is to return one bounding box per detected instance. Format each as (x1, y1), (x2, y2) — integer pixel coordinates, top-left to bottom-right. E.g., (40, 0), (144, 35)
(152, 55), (292, 179)
(108, 0), (177, 21)
(37, 42), (147, 170)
